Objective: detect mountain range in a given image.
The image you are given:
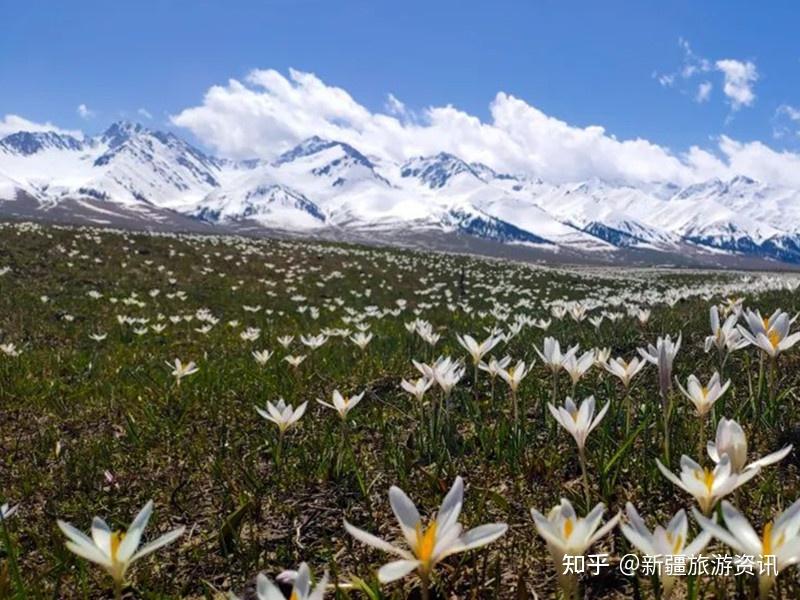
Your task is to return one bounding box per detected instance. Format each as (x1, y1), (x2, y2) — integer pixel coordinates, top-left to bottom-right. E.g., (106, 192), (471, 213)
(2, 121), (800, 268)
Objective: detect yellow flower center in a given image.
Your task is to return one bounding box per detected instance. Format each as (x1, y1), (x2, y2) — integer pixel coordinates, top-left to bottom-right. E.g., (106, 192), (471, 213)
(290, 591), (299, 600)
(763, 317), (771, 330)
(768, 329), (781, 349)
(563, 518), (574, 539)
(415, 521), (438, 564)
(110, 531), (125, 561)
(763, 521), (774, 556)
(694, 468), (715, 492)
(666, 532), (684, 554)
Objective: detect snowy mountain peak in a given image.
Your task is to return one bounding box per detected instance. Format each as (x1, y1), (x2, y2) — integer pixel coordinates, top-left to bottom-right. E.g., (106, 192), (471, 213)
(6, 122), (800, 265)
(101, 121), (146, 149)
(400, 152), (482, 188)
(195, 183), (326, 230)
(274, 136), (375, 170)
(0, 131), (86, 156)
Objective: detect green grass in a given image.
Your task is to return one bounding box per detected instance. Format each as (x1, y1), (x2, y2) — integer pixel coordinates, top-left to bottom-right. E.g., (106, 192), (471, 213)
(1, 221), (800, 599)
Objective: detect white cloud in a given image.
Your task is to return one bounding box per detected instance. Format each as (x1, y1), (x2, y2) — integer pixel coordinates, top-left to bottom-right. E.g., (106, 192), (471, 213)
(656, 73), (675, 88)
(773, 104), (800, 139)
(715, 59), (758, 109)
(658, 40), (758, 112)
(171, 67), (800, 189)
(385, 93), (408, 117)
(77, 103), (95, 120)
(137, 107), (153, 120)
(695, 81), (712, 103)
(678, 39), (712, 77)
(171, 68), (697, 184)
(0, 114), (81, 137)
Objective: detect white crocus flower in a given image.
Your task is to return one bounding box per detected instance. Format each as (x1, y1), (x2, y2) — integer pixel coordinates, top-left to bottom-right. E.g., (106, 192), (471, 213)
(531, 499), (620, 594)
(478, 356), (512, 379)
(300, 334), (328, 350)
(738, 309), (800, 357)
(277, 335), (294, 349)
(1, 343), (21, 357)
(497, 360), (530, 393)
(256, 399), (308, 434)
(415, 356), (465, 396)
(1, 502), (17, 520)
(594, 347), (611, 366)
(561, 350), (596, 385)
(240, 327), (261, 342)
(252, 349), (274, 365)
(535, 337), (578, 373)
(456, 333), (501, 365)
(693, 500), (800, 599)
(166, 359), (198, 385)
(603, 356), (646, 388)
(705, 305), (748, 355)
(256, 562), (327, 600)
(284, 355), (307, 368)
(57, 501), (184, 587)
(344, 477), (507, 585)
(350, 332), (373, 350)
(656, 454), (760, 515)
(621, 503), (712, 598)
(548, 395), (609, 452)
(708, 418), (792, 474)
(676, 372), (730, 417)
(639, 334), (681, 401)
(317, 390), (364, 420)
(400, 377), (433, 403)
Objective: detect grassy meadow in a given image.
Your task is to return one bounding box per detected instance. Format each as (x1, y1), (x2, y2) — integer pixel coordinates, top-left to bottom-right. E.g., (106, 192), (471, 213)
(2, 221), (800, 599)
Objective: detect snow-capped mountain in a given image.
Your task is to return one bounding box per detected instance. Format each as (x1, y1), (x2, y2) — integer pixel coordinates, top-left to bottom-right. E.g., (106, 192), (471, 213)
(3, 120), (800, 267)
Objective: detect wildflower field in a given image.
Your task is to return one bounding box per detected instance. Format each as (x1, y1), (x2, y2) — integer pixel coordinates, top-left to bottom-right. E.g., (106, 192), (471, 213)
(3, 221), (800, 599)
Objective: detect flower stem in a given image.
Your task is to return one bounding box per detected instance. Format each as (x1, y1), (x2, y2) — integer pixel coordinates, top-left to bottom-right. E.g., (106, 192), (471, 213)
(579, 447), (591, 508)
(420, 572), (431, 600)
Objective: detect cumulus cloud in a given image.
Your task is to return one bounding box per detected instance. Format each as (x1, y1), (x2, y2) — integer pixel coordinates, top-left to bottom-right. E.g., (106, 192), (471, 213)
(715, 59), (758, 109)
(772, 104), (800, 139)
(657, 39), (758, 112)
(0, 114), (81, 137)
(171, 67), (800, 189)
(695, 81), (712, 103)
(171, 68), (698, 184)
(77, 103), (95, 120)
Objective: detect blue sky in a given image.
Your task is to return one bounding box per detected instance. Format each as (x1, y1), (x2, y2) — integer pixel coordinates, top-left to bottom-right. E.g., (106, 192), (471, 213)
(2, 0), (800, 185)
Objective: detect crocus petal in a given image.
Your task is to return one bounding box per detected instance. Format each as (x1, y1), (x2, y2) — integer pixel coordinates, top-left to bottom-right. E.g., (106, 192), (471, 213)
(692, 507), (748, 555)
(58, 520), (104, 557)
(457, 523), (508, 552)
(117, 501), (154, 562)
(683, 530), (713, 556)
(130, 526), (185, 562)
(588, 512), (621, 547)
(436, 477), (464, 533)
(344, 520), (412, 559)
(64, 540), (113, 568)
(389, 486), (421, 549)
(256, 573), (287, 600)
(720, 504), (761, 554)
(377, 559), (421, 583)
(747, 445), (793, 470)
(90, 517), (112, 557)
(620, 523), (655, 556)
